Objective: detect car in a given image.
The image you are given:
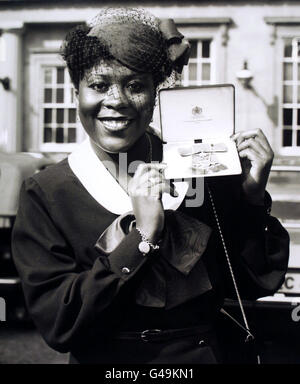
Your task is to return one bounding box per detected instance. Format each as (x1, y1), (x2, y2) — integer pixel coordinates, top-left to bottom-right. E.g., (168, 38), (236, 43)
(0, 151), (55, 322)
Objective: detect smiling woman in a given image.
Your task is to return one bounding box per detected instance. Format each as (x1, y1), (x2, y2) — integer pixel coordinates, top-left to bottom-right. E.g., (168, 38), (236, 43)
(11, 7), (289, 365)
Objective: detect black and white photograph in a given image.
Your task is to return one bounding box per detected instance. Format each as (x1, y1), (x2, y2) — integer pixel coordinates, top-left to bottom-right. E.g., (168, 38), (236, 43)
(0, 0), (299, 369)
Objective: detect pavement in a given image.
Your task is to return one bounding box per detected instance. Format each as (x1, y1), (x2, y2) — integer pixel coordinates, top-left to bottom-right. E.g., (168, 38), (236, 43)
(0, 323), (68, 364)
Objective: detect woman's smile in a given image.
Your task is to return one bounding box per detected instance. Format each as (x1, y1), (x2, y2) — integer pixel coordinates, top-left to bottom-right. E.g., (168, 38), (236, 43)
(97, 116), (134, 133)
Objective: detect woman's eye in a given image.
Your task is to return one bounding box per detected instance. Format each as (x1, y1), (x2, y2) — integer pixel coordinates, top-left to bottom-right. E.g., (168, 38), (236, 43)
(90, 83), (109, 93)
(127, 82), (144, 93)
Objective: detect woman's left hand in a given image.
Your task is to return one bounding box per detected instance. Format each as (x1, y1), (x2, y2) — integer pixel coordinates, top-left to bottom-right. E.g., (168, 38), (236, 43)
(231, 128), (274, 205)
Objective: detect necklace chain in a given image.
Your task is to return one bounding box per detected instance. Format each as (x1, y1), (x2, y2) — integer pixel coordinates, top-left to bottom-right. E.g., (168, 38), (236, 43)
(207, 185), (253, 339)
(146, 132), (152, 163)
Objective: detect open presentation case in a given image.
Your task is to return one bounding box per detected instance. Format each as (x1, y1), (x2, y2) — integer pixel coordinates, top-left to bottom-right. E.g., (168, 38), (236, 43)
(159, 84), (242, 179)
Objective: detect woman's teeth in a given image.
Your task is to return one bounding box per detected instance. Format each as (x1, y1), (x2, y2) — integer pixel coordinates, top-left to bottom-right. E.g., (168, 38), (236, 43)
(99, 119), (132, 131)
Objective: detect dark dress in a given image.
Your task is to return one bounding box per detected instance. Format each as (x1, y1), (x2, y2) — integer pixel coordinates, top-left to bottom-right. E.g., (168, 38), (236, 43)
(11, 140), (289, 364)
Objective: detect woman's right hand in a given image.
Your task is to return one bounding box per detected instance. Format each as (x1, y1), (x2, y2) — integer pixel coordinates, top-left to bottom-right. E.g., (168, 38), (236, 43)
(128, 163), (169, 243)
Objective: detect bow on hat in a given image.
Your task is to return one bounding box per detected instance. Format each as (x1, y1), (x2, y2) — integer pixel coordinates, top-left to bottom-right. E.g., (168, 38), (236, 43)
(159, 19), (191, 74)
(87, 15), (190, 76)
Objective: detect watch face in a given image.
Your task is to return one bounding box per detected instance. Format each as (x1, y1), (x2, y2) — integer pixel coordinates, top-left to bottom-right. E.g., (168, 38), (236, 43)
(138, 241), (151, 254)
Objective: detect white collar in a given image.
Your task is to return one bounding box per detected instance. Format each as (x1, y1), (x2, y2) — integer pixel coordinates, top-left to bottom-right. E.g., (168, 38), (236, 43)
(68, 139), (189, 215)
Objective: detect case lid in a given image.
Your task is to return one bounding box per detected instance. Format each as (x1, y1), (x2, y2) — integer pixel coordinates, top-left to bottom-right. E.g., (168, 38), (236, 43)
(159, 84), (235, 142)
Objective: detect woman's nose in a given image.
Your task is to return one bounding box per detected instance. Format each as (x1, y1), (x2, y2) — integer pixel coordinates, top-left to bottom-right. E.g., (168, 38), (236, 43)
(102, 84), (129, 109)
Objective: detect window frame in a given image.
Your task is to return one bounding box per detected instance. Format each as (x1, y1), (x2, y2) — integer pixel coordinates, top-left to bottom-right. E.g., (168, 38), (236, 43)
(266, 20), (300, 156)
(175, 21), (230, 86)
(29, 52), (85, 153)
(282, 37), (300, 147)
(181, 39), (215, 86)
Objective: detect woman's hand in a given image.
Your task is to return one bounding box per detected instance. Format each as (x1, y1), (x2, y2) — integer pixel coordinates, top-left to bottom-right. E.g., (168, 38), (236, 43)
(128, 163), (169, 243)
(231, 129), (274, 205)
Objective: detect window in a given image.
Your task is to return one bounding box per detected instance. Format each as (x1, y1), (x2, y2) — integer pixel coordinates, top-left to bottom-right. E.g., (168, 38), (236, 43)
(181, 39), (214, 86)
(281, 37), (300, 150)
(173, 19), (232, 87)
(42, 66), (77, 146)
(29, 53), (85, 152)
(265, 17), (300, 155)
(152, 19), (230, 131)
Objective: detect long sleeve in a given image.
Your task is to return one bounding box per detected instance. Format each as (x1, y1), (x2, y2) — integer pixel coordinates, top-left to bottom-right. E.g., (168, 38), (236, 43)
(209, 177), (290, 300)
(232, 199), (290, 299)
(11, 177), (153, 353)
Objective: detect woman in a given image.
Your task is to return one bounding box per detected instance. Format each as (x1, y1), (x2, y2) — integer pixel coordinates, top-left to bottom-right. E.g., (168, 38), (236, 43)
(12, 7), (289, 364)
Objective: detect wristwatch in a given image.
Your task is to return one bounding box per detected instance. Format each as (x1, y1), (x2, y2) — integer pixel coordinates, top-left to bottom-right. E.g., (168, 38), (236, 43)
(136, 227), (160, 255)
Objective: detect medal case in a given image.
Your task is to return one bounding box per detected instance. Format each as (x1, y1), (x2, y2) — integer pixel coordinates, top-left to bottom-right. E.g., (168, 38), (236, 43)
(158, 84), (242, 179)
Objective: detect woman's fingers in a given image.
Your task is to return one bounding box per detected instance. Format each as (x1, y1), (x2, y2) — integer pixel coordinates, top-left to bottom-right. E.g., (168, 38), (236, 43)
(231, 129), (261, 144)
(232, 129), (274, 204)
(239, 147), (269, 168)
(136, 178), (177, 197)
(148, 181), (170, 199)
(131, 181), (169, 199)
(129, 163), (179, 199)
(129, 165), (168, 242)
(237, 137), (268, 159)
(138, 168), (163, 185)
(133, 163), (167, 179)
(239, 147), (260, 162)
(231, 128), (272, 153)
(129, 163), (178, 199)
(232, 129), (274, 166)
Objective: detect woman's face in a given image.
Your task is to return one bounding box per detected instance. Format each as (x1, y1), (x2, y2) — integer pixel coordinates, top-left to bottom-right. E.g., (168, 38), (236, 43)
(77, 59), (156, 153)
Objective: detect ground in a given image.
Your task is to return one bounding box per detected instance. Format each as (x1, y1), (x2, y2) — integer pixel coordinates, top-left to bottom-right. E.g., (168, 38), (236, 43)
(0, 323), (68, 364)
